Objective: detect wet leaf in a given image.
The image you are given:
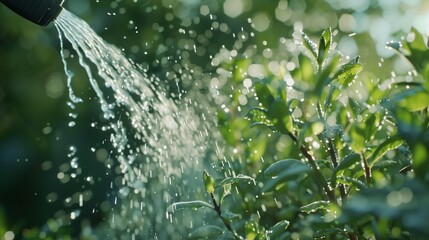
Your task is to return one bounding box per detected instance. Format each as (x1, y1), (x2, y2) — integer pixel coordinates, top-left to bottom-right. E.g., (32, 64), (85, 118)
(389, 28), (429, 73)
(335, 153), (360, 173)
(204, 170), (215, 193)
(246, 108), (273, 127)
(287, 98), (300, 111)
(221, 210), (240, 220)
(347, 55), (360, 65)
(217, 174), (255, 187)
(220, 183), (231, 203)
(167, 201), (213, 213)
(323, 84), (342, 109)
(334, 63), (363, 87)
(268, 99), (293, 134)
(412, 143), (429, 179)
(245, 221), (263, 239)
(385, 85), (429, 112)
(249, 135), (268, 161)
(398, 90), (429, 112)
(255, 82), (275, 109)
(264, 159), (311, 190)
(297, 121), (312, 146)
(300, 200), (330, 213)
(188, 225), (223, 239)
(299, 54), (315, 83)
(386, 41), (403, 52)
(348, 98), (366, 116)
(267, 220), (290, 239)
(405, 28), (429, 72)
(301, 31), (318, 60)
(316, 54), (341, 97)
(321, 124), (343, 139)
(350, 127), (366, 152)
(317, 28), (332, 66)
(369, 135), (404, 166)
(265, 159), (310, 177)
(262, 159), (311, 192)
(338, 177), (367, 190)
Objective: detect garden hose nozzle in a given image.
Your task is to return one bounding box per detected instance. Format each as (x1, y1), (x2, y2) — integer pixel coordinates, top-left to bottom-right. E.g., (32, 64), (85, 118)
(0, 0), (63, 26)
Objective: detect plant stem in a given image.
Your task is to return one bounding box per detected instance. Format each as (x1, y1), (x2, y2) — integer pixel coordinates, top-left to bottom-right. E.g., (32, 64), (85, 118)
(327, 139), (347, 204)
(360, 151), (371, 185)
(210, 192), (237, 238)
(288, 133), (336, 202)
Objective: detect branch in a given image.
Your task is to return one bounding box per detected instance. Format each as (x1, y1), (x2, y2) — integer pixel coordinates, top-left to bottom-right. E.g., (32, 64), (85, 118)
(327, 139), (347, 204)
(210, 192), (240, 239)
(360, 151), (371, 185)
(287, 132), (335, 202)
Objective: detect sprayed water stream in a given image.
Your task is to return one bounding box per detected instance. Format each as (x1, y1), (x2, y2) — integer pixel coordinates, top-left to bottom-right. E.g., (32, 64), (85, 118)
(54, 9), (215, 238)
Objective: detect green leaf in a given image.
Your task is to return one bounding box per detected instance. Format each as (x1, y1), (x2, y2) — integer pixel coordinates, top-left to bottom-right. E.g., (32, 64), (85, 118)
(265, 159), (310, 177)
(287, 98), (300, 111)
(300, 200), (330, 213)
(167, 200), (213, 213)
(217, 174), (255, 187)
(264, 159), (311, 185)
(338, 177), (367, 190)
(316, 54), (341, 97)
(301, 31), (318, 60)
(245, 221), (263, 239)
(348, 98), (366, 116)
(246, 107), (273, 127)
(221, 210), (240, 220)
(255, 82), (275, 109)
(405, 28), (429, 72)
(317, 28), (332, 66)
(267, 220), (290, 239)
(297, 121), (312, 147)
(398, 90), (429, 112)
(220, 183), (231, 203)
(408, 27), (427, 51)
(268, 99), (293, 134)
(321, 124), (343, 139)
(335, 153), (360, 173)
(299, 54), (315, 83)
(347, 55), (360, 65)
(249, 135), (268, 161)
(384, 85), (429, 112)
(188, 225), (223, 239)
(262, 159), (311, 192)
(323, 84), (342, 109)
(333, 63), (363, 87)
(203, 170), (215, 193)
(386, 40), (402, 52)
(412, 143), (429, 179)
(350, 127), (366, 152)
(389, 28), (429, 73)
(368, 135), (404, 166)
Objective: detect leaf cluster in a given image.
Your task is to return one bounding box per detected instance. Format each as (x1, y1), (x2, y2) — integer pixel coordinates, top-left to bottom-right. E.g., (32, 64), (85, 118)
(169, 28), (429, 239)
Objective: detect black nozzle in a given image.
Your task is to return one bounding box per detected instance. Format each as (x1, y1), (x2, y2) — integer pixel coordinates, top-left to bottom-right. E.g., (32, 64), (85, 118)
(0, 0), (63, 26)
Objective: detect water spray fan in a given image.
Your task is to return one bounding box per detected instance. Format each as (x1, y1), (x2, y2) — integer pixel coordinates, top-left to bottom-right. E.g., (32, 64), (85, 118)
(0, 0), (63, 26)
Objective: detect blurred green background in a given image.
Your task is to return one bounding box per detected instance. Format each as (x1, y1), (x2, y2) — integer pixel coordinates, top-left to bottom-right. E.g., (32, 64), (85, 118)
(1, 0), (429, 238)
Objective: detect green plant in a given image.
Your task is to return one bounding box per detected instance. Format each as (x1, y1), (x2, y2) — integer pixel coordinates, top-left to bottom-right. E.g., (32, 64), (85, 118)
(168, 28), (429, 239)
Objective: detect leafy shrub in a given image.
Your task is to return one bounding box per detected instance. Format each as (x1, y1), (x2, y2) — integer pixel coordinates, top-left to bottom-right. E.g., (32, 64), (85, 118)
(168, 28), (429, 239)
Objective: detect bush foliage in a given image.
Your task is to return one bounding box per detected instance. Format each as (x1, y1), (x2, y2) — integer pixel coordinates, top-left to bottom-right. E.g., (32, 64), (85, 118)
(169, 28), (429, 239)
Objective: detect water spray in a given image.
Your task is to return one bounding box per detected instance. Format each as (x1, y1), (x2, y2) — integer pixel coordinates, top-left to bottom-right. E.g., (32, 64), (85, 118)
(0, 0), (63, 26)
